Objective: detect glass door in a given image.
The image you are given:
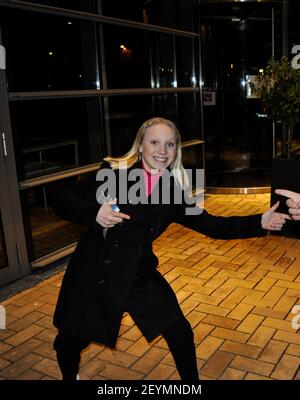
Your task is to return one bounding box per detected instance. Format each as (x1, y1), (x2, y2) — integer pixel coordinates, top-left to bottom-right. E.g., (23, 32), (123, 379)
(199, 0), (283, 188)
(0, 44), (30, 286)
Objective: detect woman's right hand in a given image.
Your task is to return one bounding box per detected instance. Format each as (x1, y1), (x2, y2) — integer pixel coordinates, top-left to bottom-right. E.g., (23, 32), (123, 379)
(96, 198), (130, 228)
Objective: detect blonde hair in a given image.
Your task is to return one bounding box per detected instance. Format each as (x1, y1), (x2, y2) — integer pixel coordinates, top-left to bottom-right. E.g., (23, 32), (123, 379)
(104, 117), (189, 189)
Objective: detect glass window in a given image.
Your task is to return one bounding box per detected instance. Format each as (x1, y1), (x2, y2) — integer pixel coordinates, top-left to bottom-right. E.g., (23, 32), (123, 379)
(20, 174), (96, 261)
(10, 98), (104, 181)
(176, 37), (198, 87)
(107, 92), (201, 157)
(101, 0), (146, 24)
(103, 25), (152, 89)
(15, 0), (97, 13)
(101, 0), (174, 28)
(151, 33), (175, 88)
(0, 8), (99, 92)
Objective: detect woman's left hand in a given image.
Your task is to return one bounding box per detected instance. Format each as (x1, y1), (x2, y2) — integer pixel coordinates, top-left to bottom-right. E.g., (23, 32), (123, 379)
(261, 201), (291, 231)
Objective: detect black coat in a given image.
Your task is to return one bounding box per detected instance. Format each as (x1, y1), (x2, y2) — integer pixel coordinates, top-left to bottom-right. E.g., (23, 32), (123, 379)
(53, 161), (265, 348)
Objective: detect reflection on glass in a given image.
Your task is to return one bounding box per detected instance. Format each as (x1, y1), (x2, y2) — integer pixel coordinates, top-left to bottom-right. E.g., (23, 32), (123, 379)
(176, 37), (197, 88)
(0, 211), (8, 270)
(151, 33), (175, 88)
(10, 98), (103, 181)
(108, 93), (201, 157)
(103, 25), (151, 89)
(17, 0), (97, 12)
(0, 8), (98, 91)
(21, 177), (92, 261)
(200, 2), (278, 187)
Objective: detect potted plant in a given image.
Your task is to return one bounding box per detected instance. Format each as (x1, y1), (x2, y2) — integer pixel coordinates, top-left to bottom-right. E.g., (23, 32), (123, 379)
(250, 56), (300, 236)
(251, 56), (300, 158)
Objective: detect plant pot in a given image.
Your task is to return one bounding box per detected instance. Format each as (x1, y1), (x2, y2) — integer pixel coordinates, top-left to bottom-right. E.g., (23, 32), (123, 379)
(271, 157), (300, 237)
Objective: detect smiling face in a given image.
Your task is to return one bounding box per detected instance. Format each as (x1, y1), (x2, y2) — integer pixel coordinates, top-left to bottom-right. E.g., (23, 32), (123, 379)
(139, 123), (177, 173)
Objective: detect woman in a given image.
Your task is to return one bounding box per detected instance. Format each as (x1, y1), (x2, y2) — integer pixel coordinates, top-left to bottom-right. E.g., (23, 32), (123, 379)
(53, 117), (289, 381)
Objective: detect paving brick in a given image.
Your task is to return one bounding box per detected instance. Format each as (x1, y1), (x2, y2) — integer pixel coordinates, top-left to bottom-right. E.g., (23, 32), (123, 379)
(195, 304), (230, 317)
(122, 325), (143, 341)
(273, 296), (297, 314)
(230, 355), (274, 376)
(275, 280), (300, 290)
(245, 373), (273, 380)
(200, 351), (235, 378)
(286, 344), (300, 357)
(255, 277), (277, 292)
(35, 328), (56, 343)
(2, 338), (44, 362)
(220, 367), (247, 380)
(237, 314), (264, 334)
(5, 325), (44, 347)
(227, 303), (254, 320)
(97, 348), (138, 368)
(247, 326), (276, 347)
(211, 284), (236, 300)
(212, 327), (249, 343)
(0, 357), (11, 371)
(81, 343), (104, 364)
(16, 369), (43, 380)
(8, 311), (44, 332)
(259, 340), (288, 363)
(126, 336), (152, 357)
(1, 353), (43, 379)
(32, 357), (61, 379)
(252, 306), (287, 320)
(132, 347), (168, 373)
(220, 341), (261, 358)
(144, 363), (175, 380)
(273, 330), (300, 345)
(271, 354), (299, 380)
(180, 299), (199, 315)
(202, 315), (239, 330)
(196, 336), (223, 360)
(262, 317), (295, 332)
(219, 288), (250, 309)
(0, 342), (12, 355)
(33, 342), (57, 361)
(189, 292), (222, 306)
(80, 358), (107, 378)
(100, 364), (144, 380)
(10, 300), (45, 319)
(193, 323), (214, 344)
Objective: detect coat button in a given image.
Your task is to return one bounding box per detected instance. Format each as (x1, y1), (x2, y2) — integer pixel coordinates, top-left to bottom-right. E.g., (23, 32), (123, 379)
(136, 244), (143, 255)
(98, 279), (106, 285)
(112, 241), (119, 248)
(149, 227), (154, 232)
(104, 258), (111, 266)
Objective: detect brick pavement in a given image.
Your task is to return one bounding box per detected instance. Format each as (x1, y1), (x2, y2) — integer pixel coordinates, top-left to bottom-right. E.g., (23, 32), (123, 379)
(0, 193), (300, 380)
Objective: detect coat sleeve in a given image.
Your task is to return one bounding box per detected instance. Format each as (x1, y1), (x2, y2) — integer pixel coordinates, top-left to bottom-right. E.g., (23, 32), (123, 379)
(52, 162), (110, 227)
(174, 201), (267, 240)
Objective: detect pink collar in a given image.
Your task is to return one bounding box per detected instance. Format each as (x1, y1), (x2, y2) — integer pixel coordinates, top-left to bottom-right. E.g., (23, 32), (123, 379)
(142, 160), (163, 197)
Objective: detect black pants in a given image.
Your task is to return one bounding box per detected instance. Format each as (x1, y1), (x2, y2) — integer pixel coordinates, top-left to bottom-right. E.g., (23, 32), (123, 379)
(54, 314), (198, 381)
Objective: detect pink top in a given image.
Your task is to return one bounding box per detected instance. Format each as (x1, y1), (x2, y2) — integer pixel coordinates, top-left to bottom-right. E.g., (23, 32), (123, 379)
(142, 161), (163, 197)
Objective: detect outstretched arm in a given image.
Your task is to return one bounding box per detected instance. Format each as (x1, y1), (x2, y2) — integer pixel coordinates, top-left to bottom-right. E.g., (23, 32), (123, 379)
(175, 201), (290, 240)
